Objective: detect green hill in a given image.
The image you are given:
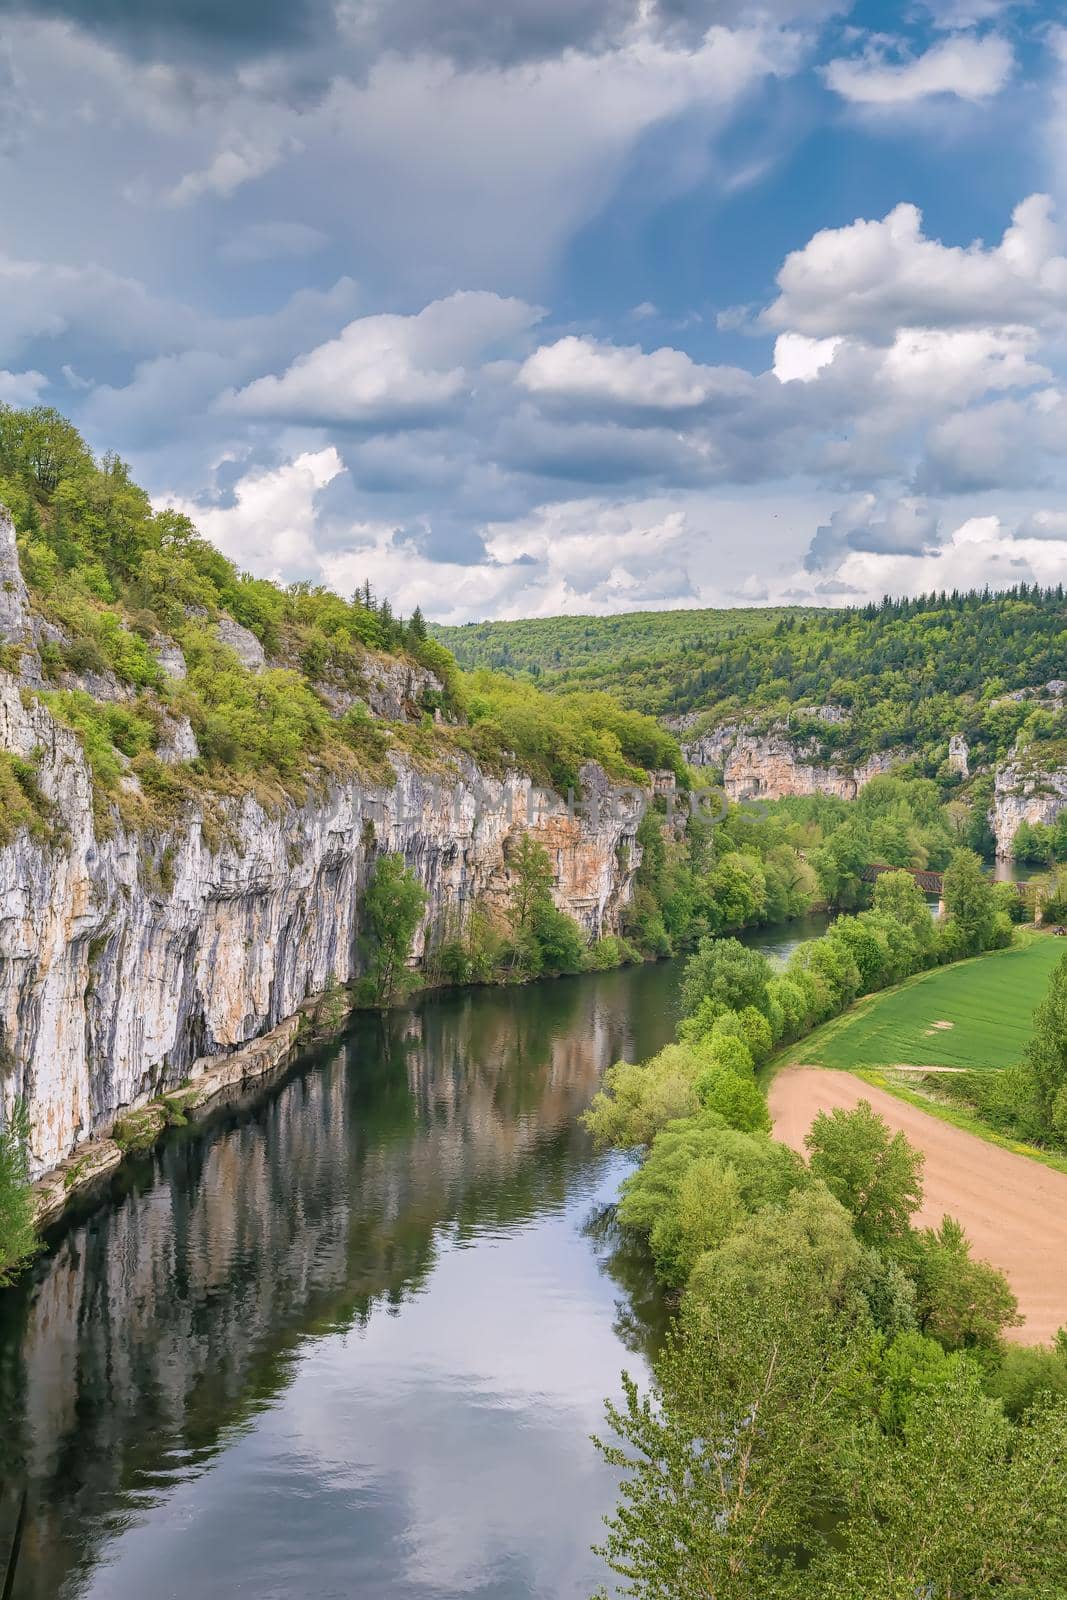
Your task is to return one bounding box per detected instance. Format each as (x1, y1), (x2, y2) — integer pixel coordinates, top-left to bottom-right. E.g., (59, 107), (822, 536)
(434, 593), (1067, 775)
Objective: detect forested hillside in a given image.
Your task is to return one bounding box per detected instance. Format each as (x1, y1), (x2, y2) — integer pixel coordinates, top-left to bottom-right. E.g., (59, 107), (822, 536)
(0, 406), (682, 807)
(435, 592), (1067, 772)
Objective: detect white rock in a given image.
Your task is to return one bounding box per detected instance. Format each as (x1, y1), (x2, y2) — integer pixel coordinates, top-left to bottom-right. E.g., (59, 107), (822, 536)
(0, 673), (645, 1175)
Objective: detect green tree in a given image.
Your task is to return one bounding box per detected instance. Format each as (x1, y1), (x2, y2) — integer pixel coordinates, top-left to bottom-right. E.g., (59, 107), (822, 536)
(0, 1098), (38, 1285)
(805, 1100), (924, 1247)
(872, 867), (937, 955)
(507, 832), (554, 931)
(941, 847), (998, 954)
(594, 1250), (866, 1598)
(362, 853), (427, 1004)
(1023, 950), (1067, 1137)
(679, 936), (772, 1018)
(908, 1215), (1021, 1351)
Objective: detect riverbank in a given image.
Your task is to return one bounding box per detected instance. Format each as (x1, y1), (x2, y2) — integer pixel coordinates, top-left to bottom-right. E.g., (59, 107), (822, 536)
(769, 1066), (1067, 1342)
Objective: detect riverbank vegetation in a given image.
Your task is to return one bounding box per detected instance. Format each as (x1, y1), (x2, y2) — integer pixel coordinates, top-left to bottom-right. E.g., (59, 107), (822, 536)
(588, 865), (1067, 1594)
(0, 1100), (36, 1286)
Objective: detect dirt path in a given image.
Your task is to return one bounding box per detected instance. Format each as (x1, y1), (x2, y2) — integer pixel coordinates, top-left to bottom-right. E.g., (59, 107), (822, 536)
(768, 1067), (1067, 1345)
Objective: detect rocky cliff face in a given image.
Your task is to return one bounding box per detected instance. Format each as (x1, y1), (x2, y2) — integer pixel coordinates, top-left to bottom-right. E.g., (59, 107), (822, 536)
(682, 722), (897, 802)
(991, 759), (1067, 858)
(0, 674), (644, 1176)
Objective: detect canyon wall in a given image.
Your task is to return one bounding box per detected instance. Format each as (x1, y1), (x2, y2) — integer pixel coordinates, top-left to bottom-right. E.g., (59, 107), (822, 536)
(991, 759), (1067, 859)
(0, 674), (644, 1176)
(681, 721), (898, 802)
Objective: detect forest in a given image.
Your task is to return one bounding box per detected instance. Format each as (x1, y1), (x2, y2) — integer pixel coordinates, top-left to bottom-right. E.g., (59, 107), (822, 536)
(435, 591), (1067, 773)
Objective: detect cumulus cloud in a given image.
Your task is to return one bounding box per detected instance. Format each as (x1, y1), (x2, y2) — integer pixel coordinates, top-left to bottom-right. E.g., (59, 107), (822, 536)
(0, 368), (48, 405)
(824, 34), (1014, 106)
(916, 389), (1067, 493)
(518, 335), (744, 410)
(229, 292), (542, 425)
(321, 495), (704, 622)
(804, 494), (940, 571)
(772, 333), (842, 383)
(1017, 509), (1067, 541)
(161, 448), (345, 580)
(804, 514), (1067, 602)
(764, 194), (1067, 339)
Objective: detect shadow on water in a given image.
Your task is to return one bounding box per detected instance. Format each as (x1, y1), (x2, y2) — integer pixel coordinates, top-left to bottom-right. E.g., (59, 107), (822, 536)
(0, 960), (689, 1600)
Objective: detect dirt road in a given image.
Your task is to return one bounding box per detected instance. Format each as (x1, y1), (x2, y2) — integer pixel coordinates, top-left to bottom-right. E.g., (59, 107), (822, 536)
(768, 1067), (1067, 1344)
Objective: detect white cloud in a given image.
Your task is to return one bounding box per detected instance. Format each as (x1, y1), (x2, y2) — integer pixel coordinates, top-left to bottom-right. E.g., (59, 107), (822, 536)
(518, 335), (736, 409)
(876, 325), (1048, 406)
(824, 34), (1013, 106)
(764, 194), (1067, 339)
(917, 388), (1067, 492)
(230, 292), (542, 424)
(772, 332), (842, 382)
(161, 449), (346, 579)
(812, 515), (1067, 601)
(167, 134), (298, 206)
(0, 368), (47, 405)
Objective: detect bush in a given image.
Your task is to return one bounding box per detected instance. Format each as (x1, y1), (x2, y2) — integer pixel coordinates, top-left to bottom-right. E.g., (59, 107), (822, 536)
(617, 1112), (808, 1286)
(680, 937), (772, 1018)
(0, 1099), (37, 1286)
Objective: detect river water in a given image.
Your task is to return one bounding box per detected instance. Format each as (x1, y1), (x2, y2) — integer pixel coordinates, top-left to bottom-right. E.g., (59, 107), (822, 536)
(0, 916), (824, 1600)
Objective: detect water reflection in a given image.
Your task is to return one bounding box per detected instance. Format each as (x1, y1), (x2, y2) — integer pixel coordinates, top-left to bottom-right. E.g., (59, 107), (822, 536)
(0, 962), (683, 1600)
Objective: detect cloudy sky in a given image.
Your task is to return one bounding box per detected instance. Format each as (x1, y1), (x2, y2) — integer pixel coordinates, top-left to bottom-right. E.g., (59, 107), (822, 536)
(2, 0), (1067, 620)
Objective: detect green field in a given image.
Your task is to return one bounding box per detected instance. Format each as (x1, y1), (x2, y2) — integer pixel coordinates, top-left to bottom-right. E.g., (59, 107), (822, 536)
(789, 935), (1065, 1073)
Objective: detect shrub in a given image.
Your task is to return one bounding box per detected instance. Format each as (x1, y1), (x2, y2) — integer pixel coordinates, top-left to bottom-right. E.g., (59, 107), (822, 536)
(0, 1099), (38, 1285)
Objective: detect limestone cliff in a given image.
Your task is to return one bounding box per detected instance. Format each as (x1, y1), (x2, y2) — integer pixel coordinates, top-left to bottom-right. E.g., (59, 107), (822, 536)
(0, 675), (643, 1176)
(991, 757), (1067, 858)
(681, 721), (897, 802)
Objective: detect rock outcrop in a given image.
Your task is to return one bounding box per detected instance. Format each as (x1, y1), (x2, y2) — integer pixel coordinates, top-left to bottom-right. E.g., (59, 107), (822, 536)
(682, 721), (897, 802)
(0, 675), (644, 1176)
(991, 757), (1067, 858)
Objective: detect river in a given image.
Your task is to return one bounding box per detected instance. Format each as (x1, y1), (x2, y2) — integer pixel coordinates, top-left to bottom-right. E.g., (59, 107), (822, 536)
(0, 916), (825, 1600)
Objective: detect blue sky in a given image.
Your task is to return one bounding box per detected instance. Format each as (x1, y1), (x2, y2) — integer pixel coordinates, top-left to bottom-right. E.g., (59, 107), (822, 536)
(1, 0), (1066, 620)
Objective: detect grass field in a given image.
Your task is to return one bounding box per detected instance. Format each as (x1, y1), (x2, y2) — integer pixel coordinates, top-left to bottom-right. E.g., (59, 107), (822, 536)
(788, 935), (1065, 1073)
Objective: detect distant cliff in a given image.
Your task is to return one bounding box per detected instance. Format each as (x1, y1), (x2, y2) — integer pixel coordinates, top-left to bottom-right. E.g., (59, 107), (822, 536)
(679, 719), (897, 803)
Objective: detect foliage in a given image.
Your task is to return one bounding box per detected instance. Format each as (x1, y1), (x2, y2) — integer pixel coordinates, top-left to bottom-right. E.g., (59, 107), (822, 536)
(1023, 949), (1067, 1138)
(616, 1112), (807, 1286)
(942, 847), (999, 954)
(361, 853), (427, 1004)
(679, 936), (772, 1018)
(805, 1100), (924, 1247)
(0, 1099), (38, 1286)
(0, 751), (51, 847)
(906, 1214), (1022, 1351)
(435, 588), (1067, 780)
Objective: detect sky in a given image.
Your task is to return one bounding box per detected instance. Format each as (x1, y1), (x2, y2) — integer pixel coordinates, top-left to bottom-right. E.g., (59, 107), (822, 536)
(1, 0), (1066, 621)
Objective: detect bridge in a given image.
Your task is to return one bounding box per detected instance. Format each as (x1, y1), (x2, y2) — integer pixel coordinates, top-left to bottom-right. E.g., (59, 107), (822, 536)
(860, 864), (1024, 901)
(860, 864), (945, 893)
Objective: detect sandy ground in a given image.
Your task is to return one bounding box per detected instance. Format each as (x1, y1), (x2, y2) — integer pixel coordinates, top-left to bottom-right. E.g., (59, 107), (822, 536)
(769, 1067), (1067, 1345)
